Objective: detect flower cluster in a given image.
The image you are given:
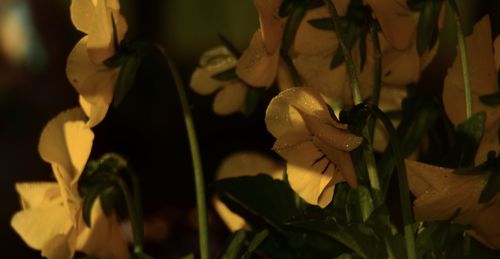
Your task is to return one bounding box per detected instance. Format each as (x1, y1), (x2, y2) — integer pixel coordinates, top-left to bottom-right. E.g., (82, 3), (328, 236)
(11, 0), (130, 258)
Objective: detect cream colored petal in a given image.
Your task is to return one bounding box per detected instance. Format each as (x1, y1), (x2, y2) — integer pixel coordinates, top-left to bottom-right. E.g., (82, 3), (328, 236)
(70, 0), (95, 35)
(365, 0), (418, 50)
(468, 203), (500, 249)
(67, 37), (119, 125)
(85, 0), (114, 64)
(293, 6), (338, 56)
(254, 0), (283, 54)
(406, 160), (486, 223)
(284, 140), (337, 207)
(379, 35), (421, 85)
(79, 95), (110, 128)
(315, 139), (357, 188)
(190, 68), (224, 95)
(15, 182), (60, 209)
(190, 46), (238, 95)
(443, 16), (500, 128)
(475, 119), (500, 165)
(41, 234), (73, 259)
(297, 109), (363, 151)
(77, 200), (129, 259)
(38, 107), (94, 181)
(213, 81), (247, 115)
(216, 151), (283, 180)
(214, 151), (283, 231)
(11, 205), (72, 252)
(265, 87), (331, 138)
(236, 30), (280, 87)
(277, 59), (294, 91)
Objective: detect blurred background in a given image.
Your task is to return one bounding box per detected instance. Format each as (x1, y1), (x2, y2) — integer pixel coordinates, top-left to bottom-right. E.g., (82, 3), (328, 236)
(0, 0), (498, 258)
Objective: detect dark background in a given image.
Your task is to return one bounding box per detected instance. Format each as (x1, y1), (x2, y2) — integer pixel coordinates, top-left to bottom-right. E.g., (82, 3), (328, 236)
(0, 0), (499, 258)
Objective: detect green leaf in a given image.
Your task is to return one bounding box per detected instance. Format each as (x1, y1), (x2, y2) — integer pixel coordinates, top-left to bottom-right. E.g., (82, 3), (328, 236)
(113, 53), (143, 108)
(479, 169), (500, 202)
(443, 112), (486, 168)
(416, 0), (440, 55)
(241, 229), (269, 259)
(214, 174), (299, 229)
(308, 18), (335, 31)
(479, 91), (500, 106)
(282, 2), (307, 54)
(99, 186), (119, 216)
(354, 185), (374, 223)
(243, 87), (264, 116)
(211, 67), (237, 81)
(216, 230), (247, 259)
(82, 182), (113, 227)
(132, 252), (155, 259)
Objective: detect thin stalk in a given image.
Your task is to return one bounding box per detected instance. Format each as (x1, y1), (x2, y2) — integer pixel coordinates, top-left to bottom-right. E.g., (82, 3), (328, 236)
(322, 0), (362, 105)
(362, 128), (383, 205)
(448, 0), (472, 119)
(167, 57), (210, 259)
(115, 176), (144, 253)
(370, 104), (417, 259)
(368, 20), (382, 140)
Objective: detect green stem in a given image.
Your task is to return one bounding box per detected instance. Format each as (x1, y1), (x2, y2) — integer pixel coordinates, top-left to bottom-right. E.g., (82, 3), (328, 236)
(368, 20), (382, 140)
(362, 128), (383, 206)
(167, 57), (210, 259)
(369, 104), (417, 259)
(448, 0), (472, 119)
(115, 176), (144, 253)
(323, 0), (362, 105)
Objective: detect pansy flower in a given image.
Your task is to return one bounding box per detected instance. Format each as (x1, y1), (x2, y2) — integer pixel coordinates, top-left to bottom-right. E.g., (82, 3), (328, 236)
(190, 46), (249, 115)
(213, 152), (283, 231)
(66, 0), (128, 127)
(11, 108), (128, 259)
(265, 87), (362, 207)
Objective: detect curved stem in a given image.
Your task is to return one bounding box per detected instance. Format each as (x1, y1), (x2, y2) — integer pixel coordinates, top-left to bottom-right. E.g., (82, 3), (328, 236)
(166, 57), (210, 259)
(115, 176), (144, 253)
(448, 0), (472, 119)
(368, 20), (382, 140)
(370, 104), (417, 259)
(322, 0), (362, 105)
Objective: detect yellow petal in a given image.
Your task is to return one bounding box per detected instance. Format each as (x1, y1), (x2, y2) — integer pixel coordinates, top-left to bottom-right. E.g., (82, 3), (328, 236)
(190, 46), (237, 95)
(443, 16), (500, 128)
(216, 151), (283, 180)
(67, 36), (119, 126)
(365, 0), (418, 50)
(41, 234), (73, 259)
(254, 0), (283, 54)
(276, 59), (294, 91)
(265, 87), (330, 138)
(467, 204), (500, 249)
(214, 151), (283, 231)
(77, 199), (129, 259)
(236, 30), (280, 87)
(213, 81), (247, 115)
(11, 205), (72, 253)
(283, 141), (339, 207)
(70, 0), (95, 35)
(15, 182), (60, 209)
(38, 107), (94, 181)
(293, 6), (338, 56)
(314, 139), (358, 188)
(79, 95), (110, 128)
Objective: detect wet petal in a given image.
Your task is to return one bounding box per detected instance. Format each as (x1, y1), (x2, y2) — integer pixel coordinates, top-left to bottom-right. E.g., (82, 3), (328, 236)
(293, 6), (338, 56)
(190, 46), (237, 95)
(236, 30), (280, 87)
(213, 81), (247, 115)
(265, 87), (331, 138)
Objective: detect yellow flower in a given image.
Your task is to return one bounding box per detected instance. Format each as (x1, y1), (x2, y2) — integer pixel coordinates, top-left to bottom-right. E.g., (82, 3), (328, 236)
(236, 0), (284, 87)
(265, 87), (362, 207)
(213, 152), (283, 231)
(66, 0), (128, 127)
(406, 160), (500, 249)
(190, 46), (248, 115)
(11, 108), (129, 259)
